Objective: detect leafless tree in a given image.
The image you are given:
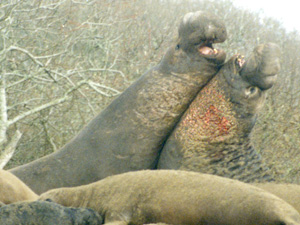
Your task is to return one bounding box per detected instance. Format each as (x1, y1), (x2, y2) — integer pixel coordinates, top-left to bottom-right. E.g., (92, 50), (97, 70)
(1, 0), (300, 183)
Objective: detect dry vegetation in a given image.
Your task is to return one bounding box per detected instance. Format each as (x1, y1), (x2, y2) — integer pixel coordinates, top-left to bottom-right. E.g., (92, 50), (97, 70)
(0, 0), (299, 183)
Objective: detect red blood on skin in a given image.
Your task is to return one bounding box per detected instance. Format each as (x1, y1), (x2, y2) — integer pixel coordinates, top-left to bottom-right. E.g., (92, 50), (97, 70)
(175, 78), (237, 143)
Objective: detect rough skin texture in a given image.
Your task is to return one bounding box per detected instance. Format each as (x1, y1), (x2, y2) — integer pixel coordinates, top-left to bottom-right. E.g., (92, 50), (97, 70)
(157, 43), (280, 182)
(0, 169), (38, 204)
(10, 11), (227, 194)
(39, 170), (300, 225)
(0, 200), (103, 225)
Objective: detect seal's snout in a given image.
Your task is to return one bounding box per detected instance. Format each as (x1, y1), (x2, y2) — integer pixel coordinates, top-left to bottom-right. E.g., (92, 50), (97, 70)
(178, 11), (227, 46)
(177, 11), (227, 63)
(240, 43), (280, 90)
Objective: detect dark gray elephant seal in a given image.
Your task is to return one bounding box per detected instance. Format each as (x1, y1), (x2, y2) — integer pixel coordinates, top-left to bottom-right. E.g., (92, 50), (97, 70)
(157, 43), (280, 182)
(10, 11), (226, 194)
(0, 200), (102, 225)
(39, 170), (300, 225)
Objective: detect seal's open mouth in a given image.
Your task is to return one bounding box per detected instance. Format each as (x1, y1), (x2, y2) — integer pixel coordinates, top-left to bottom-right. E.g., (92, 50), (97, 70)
(236, 55), (246, 68)
(194, 40), (226, 64)
(198, 42), (219, 56)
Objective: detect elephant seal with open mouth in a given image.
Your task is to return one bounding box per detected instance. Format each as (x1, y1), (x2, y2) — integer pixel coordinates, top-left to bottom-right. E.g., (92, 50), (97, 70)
(11, 11), (227, 194)
(158, 43), (280, 182)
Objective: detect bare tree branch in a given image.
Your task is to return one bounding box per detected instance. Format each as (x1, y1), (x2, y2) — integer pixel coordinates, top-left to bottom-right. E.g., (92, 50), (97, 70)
(0, 79), (8, 144)
(7, 80), (88, 126)
(0, 130), (22, 169)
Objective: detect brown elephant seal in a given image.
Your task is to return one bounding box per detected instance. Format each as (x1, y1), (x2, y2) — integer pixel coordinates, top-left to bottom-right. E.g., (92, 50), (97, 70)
(39, 170), (300, 225)
(157, 43), (280, 182)
(252, 183), (300, 214)
(0, 200), (103, 225)
(0, 169), (38, 204)
(10, 11), (226, 194)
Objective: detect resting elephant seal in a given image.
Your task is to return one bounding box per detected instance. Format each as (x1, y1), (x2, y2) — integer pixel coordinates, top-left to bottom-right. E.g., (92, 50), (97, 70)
(0, 169), (38, 204)
(11, 11), (226, 194)
(0, 200), (102, 225)
(157, 43), (280, 182)
(39, 170), (300, 225)
(252, 183), (300, 214)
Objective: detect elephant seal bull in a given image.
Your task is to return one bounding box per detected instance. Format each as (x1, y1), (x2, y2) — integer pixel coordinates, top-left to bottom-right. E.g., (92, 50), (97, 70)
(0, 200), (102, 225)
(10, 11), (226, 194)
(0, 169), (38, 204)
(39, 170), (300, 225)
(157, 43), (280, 182)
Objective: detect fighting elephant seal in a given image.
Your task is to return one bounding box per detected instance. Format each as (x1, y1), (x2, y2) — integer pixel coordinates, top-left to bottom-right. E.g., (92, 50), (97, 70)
(0, 200), (102, 225)
(39, 170), (300, 225)
(0, 169), (38, 204)
(11, 11), (227, 194)
(158, 43), (280, 182)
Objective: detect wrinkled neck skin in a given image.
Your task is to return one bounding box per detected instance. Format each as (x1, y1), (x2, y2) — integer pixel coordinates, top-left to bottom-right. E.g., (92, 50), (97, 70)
(173, 59), (273, 182)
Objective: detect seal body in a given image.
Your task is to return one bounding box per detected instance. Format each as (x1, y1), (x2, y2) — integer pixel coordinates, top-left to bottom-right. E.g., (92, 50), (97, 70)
(0, 169), (38, 204)
(158, 44), (280, 182)
(39, 170), (300, 225)
(252, 183), (300, 214)
(10, 11), (227, 194)
(0, 200), (102, 225)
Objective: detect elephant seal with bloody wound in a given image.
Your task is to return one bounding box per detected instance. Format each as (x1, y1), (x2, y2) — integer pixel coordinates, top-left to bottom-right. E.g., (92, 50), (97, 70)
(39, 170), (300, 225)
(158, 43), (280, 182)
(10, 11), (226, 194)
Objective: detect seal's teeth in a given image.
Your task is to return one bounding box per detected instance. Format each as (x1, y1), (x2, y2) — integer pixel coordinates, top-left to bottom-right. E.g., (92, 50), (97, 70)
(236, 56), (245, 67)
(213, 49), (218, 54)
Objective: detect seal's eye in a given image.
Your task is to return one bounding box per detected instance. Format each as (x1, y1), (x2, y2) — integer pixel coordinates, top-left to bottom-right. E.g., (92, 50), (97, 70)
(245, 86), (259, 97)
(175, 44), (180, 50)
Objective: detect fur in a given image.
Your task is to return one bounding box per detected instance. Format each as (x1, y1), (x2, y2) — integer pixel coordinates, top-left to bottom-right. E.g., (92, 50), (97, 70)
(40, 170), (300, 225)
